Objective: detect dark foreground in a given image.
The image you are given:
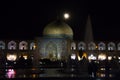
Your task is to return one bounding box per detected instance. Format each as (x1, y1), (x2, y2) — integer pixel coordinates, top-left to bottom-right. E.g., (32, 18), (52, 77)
(0, 67), (120, 80)
(1, 77), (120, 80)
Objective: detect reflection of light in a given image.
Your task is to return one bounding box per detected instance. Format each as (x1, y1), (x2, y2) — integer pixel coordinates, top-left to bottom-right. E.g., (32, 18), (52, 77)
(98, 54), (106, 60)
(100, 73), (105, 77)
(113, 56), (116, 59)
(96, 46), (98, 49)
(108, 56), (112, 60)
(88, 54), (96, 60)
(109, 74), (113, 77)
(32, 74), (36, 78)
(7, 54), (17, 61)
(100, 68), (105, 70)
(33, 45), (36, 49)
(71, 54), (76, 60)
(6, 69), (16, 78)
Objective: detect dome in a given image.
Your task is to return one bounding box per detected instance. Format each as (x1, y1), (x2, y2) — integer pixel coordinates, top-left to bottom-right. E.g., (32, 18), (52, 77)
(43, 20), (73, 39)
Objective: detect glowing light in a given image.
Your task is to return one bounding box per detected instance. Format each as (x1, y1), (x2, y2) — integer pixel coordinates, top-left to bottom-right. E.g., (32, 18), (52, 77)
(7, 54), (17, 61)
(96, 46), (98, 49)
(108, 56), (112, 60)
(33, 45), (36, 49)
(64, 13), (70, 19)
(100, 73), (105, 77)
(118, 57), (120, 60)
(71, 54), (76, 60)
(6, 69), (16, 78)
(113, 56), (116, 59)
(23, 55), (27, 60)
(88, 54), (96, 60)
(78, 56), (82, 61)
(82, 52), (87, 58)
(98, 54), (106, 60)
(100, 68), (105, 70)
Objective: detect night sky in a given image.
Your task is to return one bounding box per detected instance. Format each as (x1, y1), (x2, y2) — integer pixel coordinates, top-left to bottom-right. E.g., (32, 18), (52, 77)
(0, 0), (120, 41)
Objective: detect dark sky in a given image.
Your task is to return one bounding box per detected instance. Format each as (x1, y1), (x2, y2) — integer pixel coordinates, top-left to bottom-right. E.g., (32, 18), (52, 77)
(0, 0), (120, 41)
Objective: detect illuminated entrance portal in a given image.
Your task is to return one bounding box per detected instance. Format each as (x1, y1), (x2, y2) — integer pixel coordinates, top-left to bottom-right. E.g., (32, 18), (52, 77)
(37, 38), (70, 61)
(45, 41), (57, 60)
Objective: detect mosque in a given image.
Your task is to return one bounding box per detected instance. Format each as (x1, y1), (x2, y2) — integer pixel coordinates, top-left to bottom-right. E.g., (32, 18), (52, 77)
(0, 15), (120, 66)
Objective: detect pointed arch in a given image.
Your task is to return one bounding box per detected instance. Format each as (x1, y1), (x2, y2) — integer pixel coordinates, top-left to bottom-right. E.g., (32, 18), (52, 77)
(88, 42), (96, 50)
(30, 42), (36, 50)
(71, 42), (76, 50)
(108, 42), (116, 50)
(19, 41), (28, 50)
(0, 41), (5, 49)
(8, 40), (17, 50)
(78, 41), (86, 50)
(98, 42), (106, 50)
(117, 43), (120, 50)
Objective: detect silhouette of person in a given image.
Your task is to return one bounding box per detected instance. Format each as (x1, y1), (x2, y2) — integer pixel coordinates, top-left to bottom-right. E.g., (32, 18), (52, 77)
(92, 60), (98, 77)
(88, 60), (93, 77)
(17, 55), (25, 68)
(26, 57), (33, 67)
(105, 59), (110, 77)
(88, 60), (98, 78)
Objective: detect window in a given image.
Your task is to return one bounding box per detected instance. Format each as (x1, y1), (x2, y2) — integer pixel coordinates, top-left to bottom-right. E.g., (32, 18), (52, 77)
(88, 42), (96, 50)
(117, 43), (120, 50)
(8, 41), (16, 50)
(98, 42), (106, 50)
(71, 42), (76, 50)
(108, 42), (116, 51)
(30, 42), (36, 50)
(0, 41), (5, 49)
(78, 42), (86, 50)
(19, 41), (28, 50)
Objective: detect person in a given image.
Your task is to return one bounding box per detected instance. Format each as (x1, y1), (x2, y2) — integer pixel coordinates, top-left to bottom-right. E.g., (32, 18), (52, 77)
(105, 59), (110, 78)
(17, 55), (25, 68)
(88, 60), (93, 77)
(92, 60), (98, 77)
(26, 57), (33, 67)
(88, 60), (98, 78)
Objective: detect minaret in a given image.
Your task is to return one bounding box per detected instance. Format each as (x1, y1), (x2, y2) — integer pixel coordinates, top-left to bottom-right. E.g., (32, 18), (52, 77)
(84, 15), (94, 44)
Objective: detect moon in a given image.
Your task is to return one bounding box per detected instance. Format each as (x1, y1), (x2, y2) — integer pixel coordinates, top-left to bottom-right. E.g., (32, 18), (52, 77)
(64, 13), (70, 19)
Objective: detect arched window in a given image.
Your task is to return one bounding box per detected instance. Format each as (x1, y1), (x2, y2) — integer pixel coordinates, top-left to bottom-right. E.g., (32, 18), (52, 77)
(98, 42), (106, 50)
(71, 42), (76, 50)
(108, 42), (116, 50)
(117, 43), (120, 50)
(78, 41), (86, 50)
(30, 42), (36, 50)
(88, 42), (96, 50)
(8, 41), (17, 50)
(0, 41), (5, 49)
(19, 41), (28, 50)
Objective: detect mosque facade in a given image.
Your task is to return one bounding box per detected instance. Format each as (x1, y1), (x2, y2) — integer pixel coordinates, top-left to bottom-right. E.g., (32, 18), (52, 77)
(0, 16), (120, 66)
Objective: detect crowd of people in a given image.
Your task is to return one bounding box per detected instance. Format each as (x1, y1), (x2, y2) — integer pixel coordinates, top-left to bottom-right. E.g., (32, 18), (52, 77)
(66, 55), (120, 78)
(88, 58), (120, 78)
(88, 60), (98, 78)
(5, 55), (120, 78)
(6, 55), (33, 68)
(16, 55), (33, 68)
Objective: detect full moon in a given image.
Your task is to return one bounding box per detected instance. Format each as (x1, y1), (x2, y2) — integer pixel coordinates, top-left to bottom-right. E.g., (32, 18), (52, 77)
(64, 13), (70, 19)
